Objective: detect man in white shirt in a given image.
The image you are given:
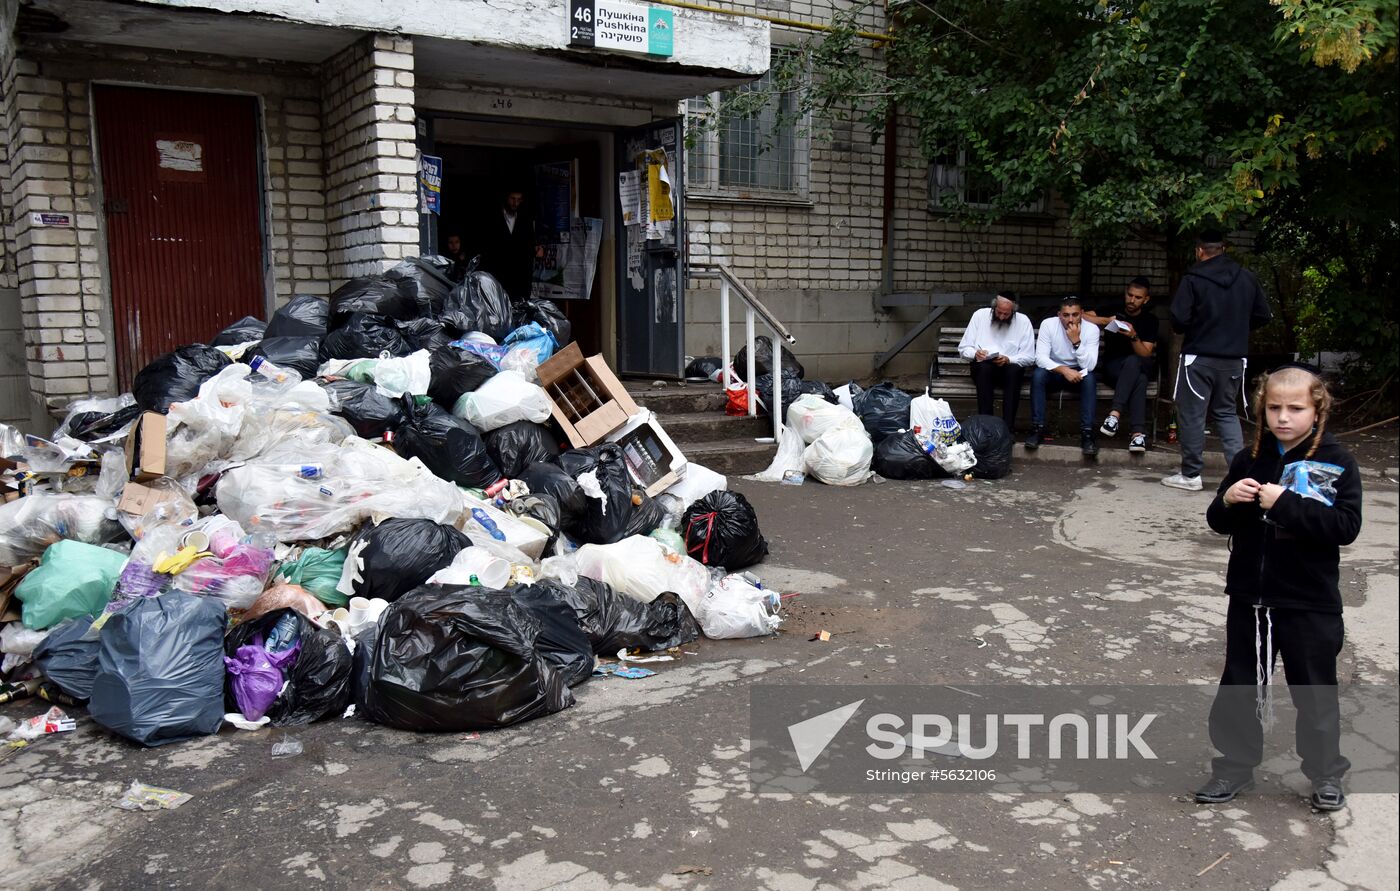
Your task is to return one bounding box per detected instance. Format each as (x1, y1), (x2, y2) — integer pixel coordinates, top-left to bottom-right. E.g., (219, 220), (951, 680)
(1026, 295), (1101, 456)
(957, 291), (1036, 430)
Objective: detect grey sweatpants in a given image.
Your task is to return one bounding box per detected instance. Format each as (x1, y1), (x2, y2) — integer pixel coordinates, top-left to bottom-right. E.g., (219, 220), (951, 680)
(1176, 355), (1247, 478)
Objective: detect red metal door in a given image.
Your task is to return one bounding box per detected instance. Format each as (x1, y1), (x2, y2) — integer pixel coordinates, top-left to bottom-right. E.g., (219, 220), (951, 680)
(94, 86), (265, 385)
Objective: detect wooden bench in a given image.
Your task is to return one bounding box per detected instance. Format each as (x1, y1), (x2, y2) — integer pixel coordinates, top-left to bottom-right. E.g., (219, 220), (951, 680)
(927, 326), (1162, 437)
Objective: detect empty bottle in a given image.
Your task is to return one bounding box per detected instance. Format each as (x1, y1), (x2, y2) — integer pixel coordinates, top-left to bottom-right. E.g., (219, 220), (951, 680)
(264, 612), (301, 653)
(471, 508), (507, 541)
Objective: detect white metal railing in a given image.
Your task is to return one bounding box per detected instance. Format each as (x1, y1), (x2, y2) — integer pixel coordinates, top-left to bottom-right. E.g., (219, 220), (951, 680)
(687, 264), (796, 445)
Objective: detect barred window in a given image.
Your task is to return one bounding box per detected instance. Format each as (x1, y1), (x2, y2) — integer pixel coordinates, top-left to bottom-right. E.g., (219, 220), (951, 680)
(929, 146), (1046, 214)
(686, 63), (810, 199)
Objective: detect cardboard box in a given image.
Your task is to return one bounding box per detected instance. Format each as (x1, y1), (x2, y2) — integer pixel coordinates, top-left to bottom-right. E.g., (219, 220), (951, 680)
(536, 343), (641, 448)
(117, 480), (183, 516)
(124, 412), (167, 482)
(605, 409), (688, 497)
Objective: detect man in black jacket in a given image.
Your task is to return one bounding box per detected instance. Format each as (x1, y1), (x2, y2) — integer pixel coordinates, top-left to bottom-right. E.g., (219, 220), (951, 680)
(1162, 231), (1272, 491)
(479, 189), (535, 301)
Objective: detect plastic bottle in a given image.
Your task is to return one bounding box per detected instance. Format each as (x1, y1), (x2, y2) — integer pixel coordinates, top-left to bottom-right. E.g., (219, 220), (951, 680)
(295, 464), (324, 480)
(248, 354), (300, 386)
(1167, 417), (1178, 444)
(469, 574), (481, 586)
(471, 508), (507, 541)
(264, 612), (301, 653)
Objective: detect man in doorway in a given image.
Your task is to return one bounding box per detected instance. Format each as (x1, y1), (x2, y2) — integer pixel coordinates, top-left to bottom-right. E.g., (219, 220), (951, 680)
(1161, 230), (1272, 491)
(957, 290), (1036, 430)
(1084, 276), (1159, 453)
(480, 188), (535, 300)
(1026, 296), (1101, 457)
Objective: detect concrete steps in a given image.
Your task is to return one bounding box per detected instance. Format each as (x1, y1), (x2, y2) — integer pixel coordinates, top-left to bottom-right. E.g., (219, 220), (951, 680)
(626, 382), (778, 476)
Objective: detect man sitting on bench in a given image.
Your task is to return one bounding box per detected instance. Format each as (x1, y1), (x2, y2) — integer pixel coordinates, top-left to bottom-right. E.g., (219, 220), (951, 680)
(1084, 276), (1158, 453)
(1026, 295), (1100, 457)
(956, 291), (1036, 430)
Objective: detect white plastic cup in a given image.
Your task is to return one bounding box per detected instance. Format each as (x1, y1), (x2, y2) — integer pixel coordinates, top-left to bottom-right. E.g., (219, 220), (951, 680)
(348, 597), (372, 629)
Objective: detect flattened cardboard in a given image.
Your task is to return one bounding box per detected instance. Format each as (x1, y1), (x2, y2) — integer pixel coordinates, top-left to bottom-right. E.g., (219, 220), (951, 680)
(117, 480), (181, 516)
(124, 412), (167, 481)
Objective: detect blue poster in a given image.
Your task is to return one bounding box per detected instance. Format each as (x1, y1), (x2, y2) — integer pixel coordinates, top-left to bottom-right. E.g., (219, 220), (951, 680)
(418, 154), (443, 215)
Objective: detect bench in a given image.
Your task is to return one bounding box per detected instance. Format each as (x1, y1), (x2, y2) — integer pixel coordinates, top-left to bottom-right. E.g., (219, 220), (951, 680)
(927, 326), (1162, 437)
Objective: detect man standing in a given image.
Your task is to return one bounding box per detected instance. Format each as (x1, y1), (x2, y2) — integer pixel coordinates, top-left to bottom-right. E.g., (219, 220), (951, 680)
(480, 189), (535, 300)
(957, 291), (1036, 430)
(1162, 231), (1272, 491)
(1026, 296), (1101, 456)
(1084, 276), (1159, 453)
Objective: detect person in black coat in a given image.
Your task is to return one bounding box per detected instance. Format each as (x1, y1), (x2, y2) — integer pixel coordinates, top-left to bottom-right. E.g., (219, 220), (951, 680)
(1195, 365), (1363, 812)
(479, 189), (535, 301)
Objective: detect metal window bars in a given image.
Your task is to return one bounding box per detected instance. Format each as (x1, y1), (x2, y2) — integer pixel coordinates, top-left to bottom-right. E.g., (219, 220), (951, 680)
(687, 263), (796, 446)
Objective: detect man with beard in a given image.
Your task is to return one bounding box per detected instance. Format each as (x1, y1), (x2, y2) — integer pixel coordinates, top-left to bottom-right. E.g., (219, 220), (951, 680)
(957, 291), (1036, 430)
(1084, 276), (1159, 453)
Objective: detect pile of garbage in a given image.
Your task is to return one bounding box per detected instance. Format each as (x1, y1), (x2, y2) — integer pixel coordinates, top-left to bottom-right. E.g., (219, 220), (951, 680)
(0, 256), (781, 748)
(688, 339), (1015, 487)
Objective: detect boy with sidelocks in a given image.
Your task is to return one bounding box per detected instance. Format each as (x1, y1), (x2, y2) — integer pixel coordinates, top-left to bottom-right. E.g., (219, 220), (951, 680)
(1196, 365), (1362, 811)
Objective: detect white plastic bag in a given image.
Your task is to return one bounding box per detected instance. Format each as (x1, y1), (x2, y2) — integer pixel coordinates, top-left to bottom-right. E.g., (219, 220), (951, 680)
(0, 494), (123, 566)
(459, 493), (549, 560)
(910, 391), (960, 445)
(934, 441), (978, 475)
(370, 349), (431, 398)
(660, 463), (728, 512)
(696, 574), (781, 639)
(574, 535), (711, 611)
(834, 383), (858, 412)
(803, 425), (874, 486)
(745, 425), (807, 483)
(452, 370), (552, 432)
(787, 395), (863, 445)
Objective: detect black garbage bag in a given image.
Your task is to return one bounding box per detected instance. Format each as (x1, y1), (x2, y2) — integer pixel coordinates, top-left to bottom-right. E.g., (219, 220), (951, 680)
(855, 382), (912, 445)
(63, 403), (142, 443)
(735, 336), (805, 380)
(349, 621), (380, 713)
(329, 275), (418, 324)
(387, 256), (456, 317)
(798, 380), (840, 404)
(681, 490), (769, 570)
(246, 336), (322, 380)
(395, 399), (502, 489)
(320, 312), (414, 361)
(362, 585), (574, 731)
(512, 297), (573, 347)
(504, 493), (563, 551)
(555, 444), (663, 544)
(88, 592), (227, 747)
(264, 295), (330, 339)
(485, 421), (560, 479)
(321, 379), (404, 439)
(396, 317), (454, 353)
(33, 615), (100, 702)
(132, 345), (233, 413)
(428, 346), (496, 410)
(756, 371), (804, 416)
(210, 315), (267, 346)
(223, 608), (353, 726)
(522, 579), (699, 654)
(443, 260), (514, 342)
(960, 414), (1014, 480)
(508, 584), (594, 686)
(873, 430), (947, 480)
(345, 517), (469, 603)
(684, 356), (723, 381)
(519, 462), (587, 530)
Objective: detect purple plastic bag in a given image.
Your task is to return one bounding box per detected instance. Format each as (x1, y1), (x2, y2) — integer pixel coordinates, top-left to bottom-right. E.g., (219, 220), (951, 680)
(224, 638), (302, 720)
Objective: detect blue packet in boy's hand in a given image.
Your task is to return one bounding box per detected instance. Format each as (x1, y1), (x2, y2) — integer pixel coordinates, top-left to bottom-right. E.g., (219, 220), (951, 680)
(1279, 460), (1344, 506)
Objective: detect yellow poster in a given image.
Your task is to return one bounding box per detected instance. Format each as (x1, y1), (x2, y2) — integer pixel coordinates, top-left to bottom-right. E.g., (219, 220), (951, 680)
(645, 149), (674, 223)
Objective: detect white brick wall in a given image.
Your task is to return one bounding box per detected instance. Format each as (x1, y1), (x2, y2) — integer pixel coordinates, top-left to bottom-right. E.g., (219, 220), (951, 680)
(321, 35), (419, 280)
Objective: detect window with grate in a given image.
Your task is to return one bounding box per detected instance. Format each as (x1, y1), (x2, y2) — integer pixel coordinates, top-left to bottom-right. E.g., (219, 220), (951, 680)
(928, 146), (1046, 214)
(686, 63), (810, 200)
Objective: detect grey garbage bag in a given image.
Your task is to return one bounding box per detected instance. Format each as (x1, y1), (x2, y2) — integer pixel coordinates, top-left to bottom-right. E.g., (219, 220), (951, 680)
(33, 615), (101, 702)
(88, 592), (228, 747)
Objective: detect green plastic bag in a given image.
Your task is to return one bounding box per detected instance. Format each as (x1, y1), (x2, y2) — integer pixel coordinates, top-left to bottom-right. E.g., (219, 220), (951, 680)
(16, 540), (128, 630)
(649, 528), (685, 555)
(277, 548), (348, 607)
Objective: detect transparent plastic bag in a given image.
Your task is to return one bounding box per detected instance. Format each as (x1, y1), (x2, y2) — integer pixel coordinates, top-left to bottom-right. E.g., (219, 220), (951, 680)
(744, 425), (807, 483)
(452, 370), (551, 432)
(574, 535), (711, 613)
(786, 395), (861, 445)
(1279, 460), (1344, 506)
(696, 574), (781, 639)
(0, 494), (123, 566)
(52, 394), (138, 444)
(368, 349), (431, 399)
(803, 425), (875, 486)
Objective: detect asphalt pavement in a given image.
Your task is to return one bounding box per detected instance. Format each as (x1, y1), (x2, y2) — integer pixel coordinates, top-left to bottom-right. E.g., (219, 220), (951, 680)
(2, 462), (1396, 890)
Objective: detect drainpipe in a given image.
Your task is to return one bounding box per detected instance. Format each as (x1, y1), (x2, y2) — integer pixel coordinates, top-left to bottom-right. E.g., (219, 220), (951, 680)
(880, 104), (898, 295)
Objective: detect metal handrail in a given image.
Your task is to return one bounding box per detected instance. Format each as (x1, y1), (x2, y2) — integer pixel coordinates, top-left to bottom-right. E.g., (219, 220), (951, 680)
(688, 263), (796, 445)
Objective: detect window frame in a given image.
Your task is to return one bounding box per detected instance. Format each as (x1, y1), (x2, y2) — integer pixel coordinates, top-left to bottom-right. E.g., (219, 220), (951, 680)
(927, 145), (1049, 217)
(685, 62), (812, 204)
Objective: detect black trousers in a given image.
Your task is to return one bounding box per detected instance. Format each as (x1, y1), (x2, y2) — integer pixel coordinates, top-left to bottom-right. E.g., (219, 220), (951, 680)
(1208, 599), (1348, 782)
(969, 360), (1024, 429)
(1099, 354), (1155, 434)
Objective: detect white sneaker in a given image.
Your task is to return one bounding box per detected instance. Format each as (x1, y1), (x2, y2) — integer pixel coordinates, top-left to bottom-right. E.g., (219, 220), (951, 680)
(1160, 473), (1203, 491)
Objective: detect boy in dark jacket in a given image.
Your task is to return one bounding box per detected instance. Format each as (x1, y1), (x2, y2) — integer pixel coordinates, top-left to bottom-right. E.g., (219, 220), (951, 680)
(1196, 365), (1363, 811)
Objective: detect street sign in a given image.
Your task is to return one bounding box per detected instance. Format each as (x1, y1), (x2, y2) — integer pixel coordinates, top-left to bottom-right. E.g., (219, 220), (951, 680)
(569, 0), (673, 57)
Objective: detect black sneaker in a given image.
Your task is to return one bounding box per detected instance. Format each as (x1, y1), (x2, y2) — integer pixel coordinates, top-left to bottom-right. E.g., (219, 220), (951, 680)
(1024, 426), (1045, 449)
(1311, 778), (1346, 811)
(1128, 432), (1148, 453)
(1080, 428), (1099, 458)
(1099, 415), (1120, 437)
(1195, 776), (1254, 804)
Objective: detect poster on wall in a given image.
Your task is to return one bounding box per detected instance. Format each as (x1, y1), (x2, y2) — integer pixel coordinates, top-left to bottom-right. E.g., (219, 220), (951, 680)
(533, 216), (603, 301)
(418, 154), (443, 215)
